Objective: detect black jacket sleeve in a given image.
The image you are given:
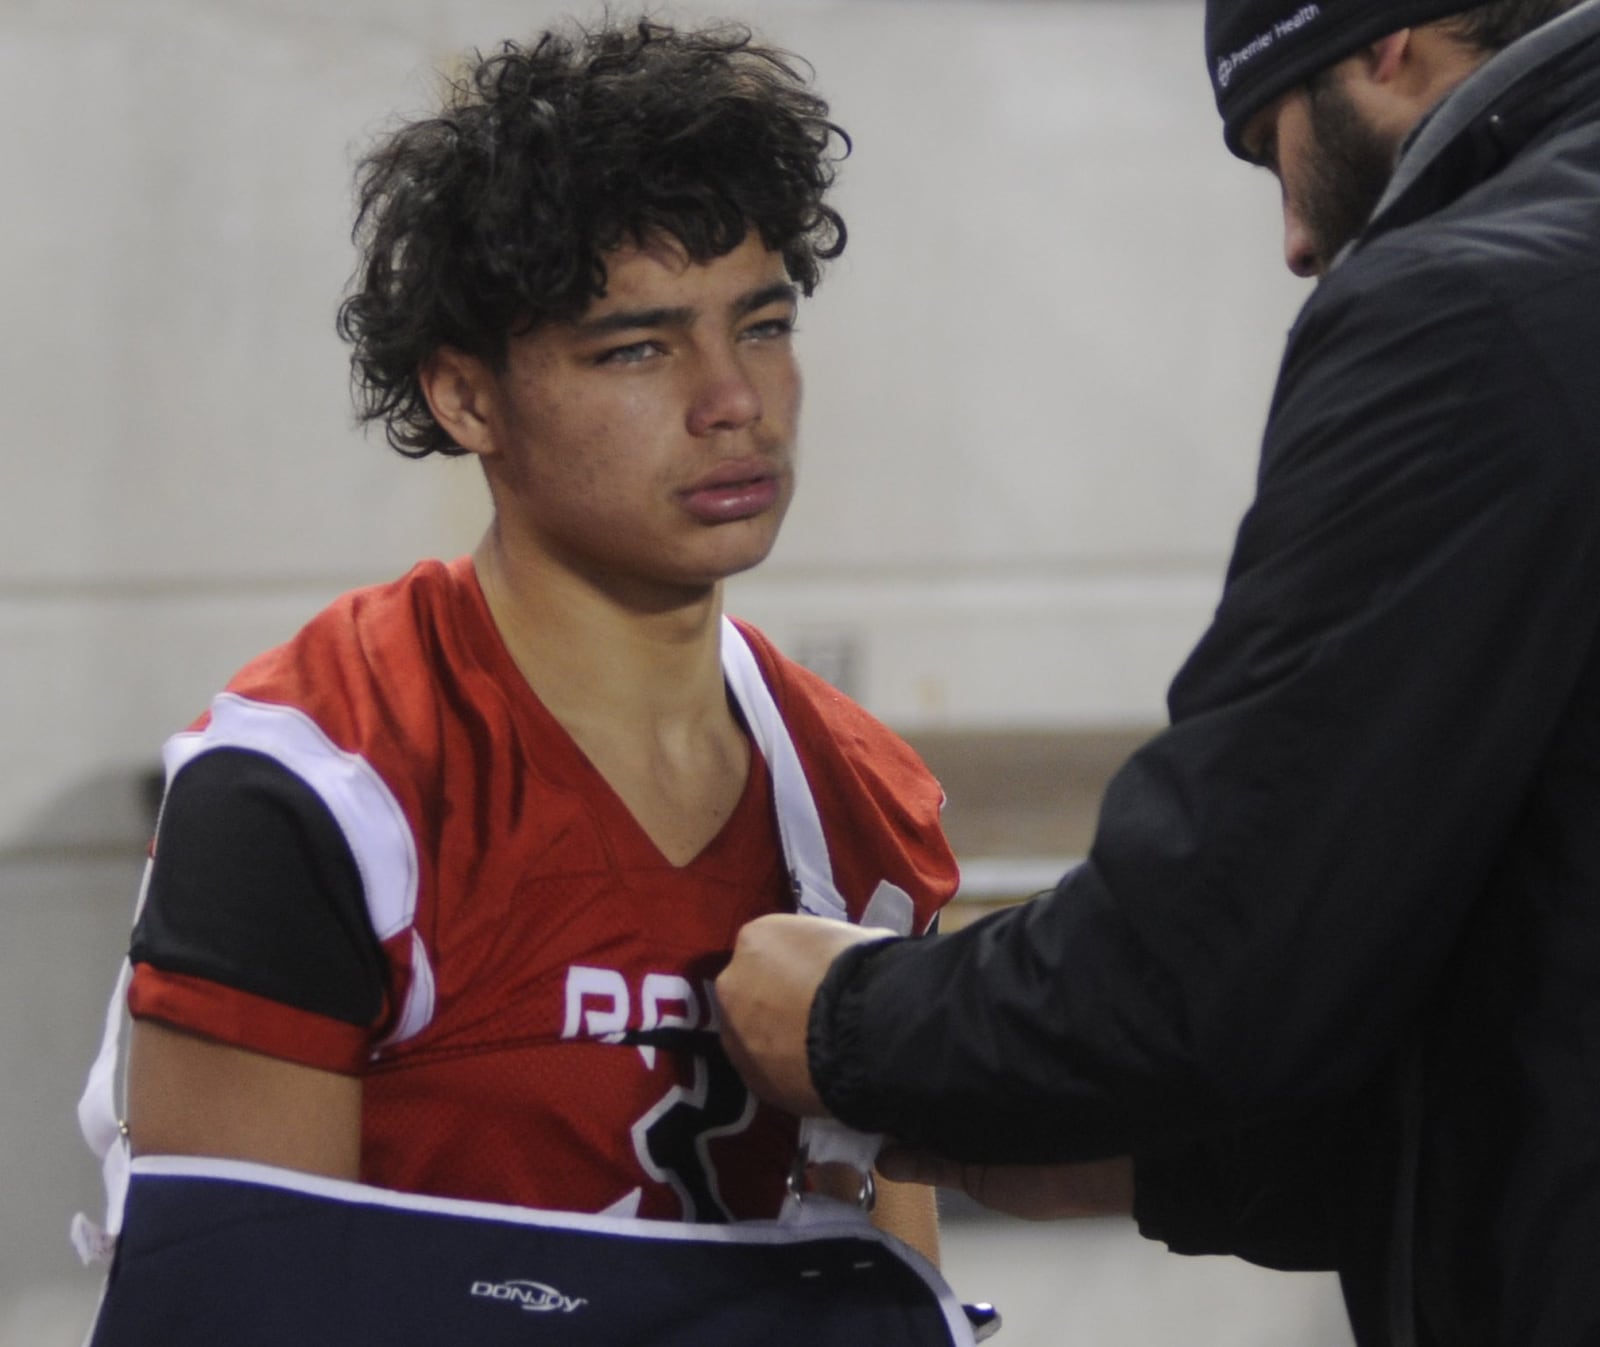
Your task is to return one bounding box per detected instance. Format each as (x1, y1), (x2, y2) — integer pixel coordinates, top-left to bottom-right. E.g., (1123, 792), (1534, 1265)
(808, 246), (1600, 1256)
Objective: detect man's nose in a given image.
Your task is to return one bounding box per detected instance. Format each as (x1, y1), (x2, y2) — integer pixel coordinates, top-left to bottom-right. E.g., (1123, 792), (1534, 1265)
(1283, 199), (1321, 278)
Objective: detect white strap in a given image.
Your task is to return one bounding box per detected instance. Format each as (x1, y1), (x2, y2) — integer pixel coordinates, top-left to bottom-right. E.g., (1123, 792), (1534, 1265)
(719, 618), (845, 923)
(71, 857), (155, 1264)
(720, 620), (910, 1192)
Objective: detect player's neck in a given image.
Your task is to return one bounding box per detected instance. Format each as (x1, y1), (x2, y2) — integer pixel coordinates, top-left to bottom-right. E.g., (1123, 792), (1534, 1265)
(473, 530), (753, 867)
(472, 529), (730, 733)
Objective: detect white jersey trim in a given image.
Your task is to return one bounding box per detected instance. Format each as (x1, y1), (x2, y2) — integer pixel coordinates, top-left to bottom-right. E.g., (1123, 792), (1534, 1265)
(163, 692), (435, 1047)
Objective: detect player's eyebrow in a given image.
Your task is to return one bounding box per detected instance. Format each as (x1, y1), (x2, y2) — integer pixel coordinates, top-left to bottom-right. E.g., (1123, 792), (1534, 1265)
(574, 281), (798, 337)
(575, 305), (695, 336)
(734, 281), (799, 318)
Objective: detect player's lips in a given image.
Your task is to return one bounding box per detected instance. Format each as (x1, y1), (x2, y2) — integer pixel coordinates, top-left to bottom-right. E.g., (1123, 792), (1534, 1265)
(679, 461), (783, 524)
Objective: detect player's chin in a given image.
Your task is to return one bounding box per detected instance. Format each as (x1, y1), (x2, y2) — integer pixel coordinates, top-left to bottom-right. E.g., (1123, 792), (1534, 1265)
(695, 513), (786, 581)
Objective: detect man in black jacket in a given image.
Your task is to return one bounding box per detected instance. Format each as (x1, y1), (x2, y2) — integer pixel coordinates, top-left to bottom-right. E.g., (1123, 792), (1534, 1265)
(716, 1), (1600, 1343)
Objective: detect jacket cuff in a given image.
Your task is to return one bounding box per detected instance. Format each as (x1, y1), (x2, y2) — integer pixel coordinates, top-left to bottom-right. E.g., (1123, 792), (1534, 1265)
(1131, 1143), (1228, 1254)
(806, 936), (899, 1130)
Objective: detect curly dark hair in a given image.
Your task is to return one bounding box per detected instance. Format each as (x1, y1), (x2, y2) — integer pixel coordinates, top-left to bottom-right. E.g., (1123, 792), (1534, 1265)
(335, 18), (850, 458)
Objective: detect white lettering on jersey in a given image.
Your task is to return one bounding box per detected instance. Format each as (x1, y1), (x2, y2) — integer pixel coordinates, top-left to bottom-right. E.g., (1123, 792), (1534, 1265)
(561, 967), (629, 1043)
(561, 967), (716, 1062)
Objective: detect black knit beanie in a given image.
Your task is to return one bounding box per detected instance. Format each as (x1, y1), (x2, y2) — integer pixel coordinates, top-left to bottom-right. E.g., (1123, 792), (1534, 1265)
(1206, 0), (1475, 157)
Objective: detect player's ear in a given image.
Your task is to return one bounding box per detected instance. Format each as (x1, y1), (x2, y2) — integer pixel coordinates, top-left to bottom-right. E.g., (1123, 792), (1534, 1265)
(419, 346), (499, 458)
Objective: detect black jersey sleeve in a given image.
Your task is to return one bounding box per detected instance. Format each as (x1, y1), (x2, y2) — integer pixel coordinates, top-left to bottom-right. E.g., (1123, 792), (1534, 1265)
(131, 747), (387, 1027)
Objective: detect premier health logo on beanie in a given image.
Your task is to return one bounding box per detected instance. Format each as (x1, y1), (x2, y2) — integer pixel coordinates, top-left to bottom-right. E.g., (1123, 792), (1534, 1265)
(1216, 3), (1323, 88)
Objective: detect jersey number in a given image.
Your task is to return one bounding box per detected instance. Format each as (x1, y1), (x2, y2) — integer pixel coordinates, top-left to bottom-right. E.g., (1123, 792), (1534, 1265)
(564, 965), (758, 1221)
(632, 1049), (756, 1222)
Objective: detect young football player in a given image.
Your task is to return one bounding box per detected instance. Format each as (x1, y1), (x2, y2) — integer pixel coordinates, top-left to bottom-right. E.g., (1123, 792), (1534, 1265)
(109, 18), (955, 1259)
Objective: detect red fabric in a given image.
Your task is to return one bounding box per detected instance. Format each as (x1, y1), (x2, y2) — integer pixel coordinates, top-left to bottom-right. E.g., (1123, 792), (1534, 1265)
(128, 968), (371, 1072)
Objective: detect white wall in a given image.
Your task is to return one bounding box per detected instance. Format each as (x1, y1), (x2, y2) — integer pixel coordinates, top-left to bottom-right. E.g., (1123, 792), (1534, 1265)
(727, 1), (1306, 726)
(0, 0), (1309, 856)
(0, 1), (1335, 1342)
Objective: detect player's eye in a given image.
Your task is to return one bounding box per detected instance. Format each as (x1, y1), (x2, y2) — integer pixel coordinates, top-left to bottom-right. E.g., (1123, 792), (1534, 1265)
(594, 340), (663, 367)
(740, 315), (795, 342)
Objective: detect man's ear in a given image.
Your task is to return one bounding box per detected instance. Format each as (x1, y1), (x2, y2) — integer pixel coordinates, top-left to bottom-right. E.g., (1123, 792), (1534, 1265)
(1362, 30), (1413, 85)
(1357, 25), (1483, 117)
(419, 346), (498, 458)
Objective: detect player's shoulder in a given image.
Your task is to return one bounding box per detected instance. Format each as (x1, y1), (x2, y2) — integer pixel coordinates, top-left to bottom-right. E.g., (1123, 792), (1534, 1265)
(237, 558), (460, 686)
(731, 618), (952, 836)
(217, 557), (472, 749)
(732, 619), (922, 773)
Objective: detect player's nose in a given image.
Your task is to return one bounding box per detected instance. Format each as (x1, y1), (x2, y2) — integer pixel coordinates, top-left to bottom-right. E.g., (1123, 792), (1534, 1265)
(687, 349), (763, 436)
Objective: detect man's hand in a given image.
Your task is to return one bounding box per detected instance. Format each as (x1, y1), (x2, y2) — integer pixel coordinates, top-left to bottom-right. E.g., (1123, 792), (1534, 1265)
(876, 1149), (1134, 1222)
(715, 914), (895, 1116)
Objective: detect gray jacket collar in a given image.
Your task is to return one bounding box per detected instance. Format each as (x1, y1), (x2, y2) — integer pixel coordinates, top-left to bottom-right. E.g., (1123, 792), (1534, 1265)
(1330, 0), (1600, 270)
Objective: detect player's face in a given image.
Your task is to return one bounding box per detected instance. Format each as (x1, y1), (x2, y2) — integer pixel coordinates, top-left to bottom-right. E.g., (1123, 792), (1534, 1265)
(477, 233), (801, 602)
(1243, 68), (1397, 278)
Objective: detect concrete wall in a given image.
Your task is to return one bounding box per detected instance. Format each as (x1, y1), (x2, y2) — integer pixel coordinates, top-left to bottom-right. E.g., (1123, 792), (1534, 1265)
(0, 1), (1340, 1342)
(2, 0), (1308, 859)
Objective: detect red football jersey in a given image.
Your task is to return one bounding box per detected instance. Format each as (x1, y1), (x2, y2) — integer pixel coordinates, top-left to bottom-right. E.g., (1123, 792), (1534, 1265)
(128, 558), (958, 1222)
